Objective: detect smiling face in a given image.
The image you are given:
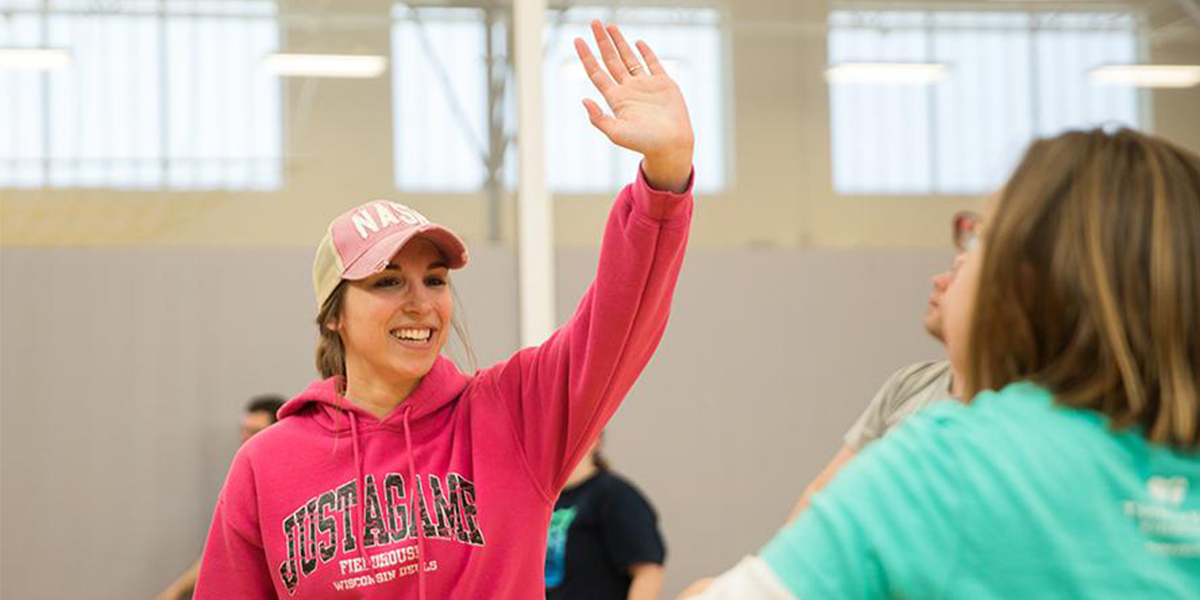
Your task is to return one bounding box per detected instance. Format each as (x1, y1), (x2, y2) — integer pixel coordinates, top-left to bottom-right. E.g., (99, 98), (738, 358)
(333, 238), (454, 393)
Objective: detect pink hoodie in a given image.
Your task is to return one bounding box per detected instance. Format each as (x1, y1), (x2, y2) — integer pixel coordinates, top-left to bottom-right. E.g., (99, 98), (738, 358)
(194, 168), (693, 599)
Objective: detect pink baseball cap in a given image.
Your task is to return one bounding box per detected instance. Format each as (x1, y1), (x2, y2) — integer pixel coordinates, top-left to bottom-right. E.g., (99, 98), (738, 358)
(312, 200), (468, 308)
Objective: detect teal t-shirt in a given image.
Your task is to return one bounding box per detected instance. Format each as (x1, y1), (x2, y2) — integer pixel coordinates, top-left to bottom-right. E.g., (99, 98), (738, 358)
(762, 382), (1200, 599)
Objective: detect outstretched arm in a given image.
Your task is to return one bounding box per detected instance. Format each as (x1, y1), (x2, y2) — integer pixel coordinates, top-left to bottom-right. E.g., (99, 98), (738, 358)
(479, 21), (695, 496)
(574, 20), (694, 192)
(784, 445), (857, 523)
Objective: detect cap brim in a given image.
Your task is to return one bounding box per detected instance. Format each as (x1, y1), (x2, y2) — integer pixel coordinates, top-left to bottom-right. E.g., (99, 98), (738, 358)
(341, 224), (468, 281)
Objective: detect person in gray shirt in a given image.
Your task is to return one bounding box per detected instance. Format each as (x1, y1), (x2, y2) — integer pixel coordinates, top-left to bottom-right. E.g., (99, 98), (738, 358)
(785, 213), (977, 522)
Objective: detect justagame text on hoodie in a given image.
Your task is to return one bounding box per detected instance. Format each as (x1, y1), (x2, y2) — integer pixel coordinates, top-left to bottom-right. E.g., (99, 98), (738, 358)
(193, 167), (693, 599)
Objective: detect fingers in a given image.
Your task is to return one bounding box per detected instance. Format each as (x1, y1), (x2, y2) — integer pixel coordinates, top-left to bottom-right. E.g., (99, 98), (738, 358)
(590, 20), (628, 83)
(582, 98), (618, 141)
(605, 24), (647, 77)
(580, 21), (662, 84)
(636, 40), (667, 76)
(574, 38), (615, 98)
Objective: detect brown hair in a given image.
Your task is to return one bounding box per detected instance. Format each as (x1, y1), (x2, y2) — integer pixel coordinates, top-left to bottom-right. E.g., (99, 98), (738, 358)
(314, 279), (478, 380)
(245, 394), (287, 423)
(965, 128), (1200, 449)
(315, 281), (350, 379)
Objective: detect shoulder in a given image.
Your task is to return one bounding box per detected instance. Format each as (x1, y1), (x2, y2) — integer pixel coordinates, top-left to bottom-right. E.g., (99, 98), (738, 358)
(594, 472), (657, 511)
(891, 360), (952, 392)
(963, 382), (1113, 452)
(878, 383), (1137, 536)
(585, 470), (652, 499)
(891, 381), (1044, 440)
(223, 425), (288, 486)
(226, 416), (337, 489)
(894, 382), (1116, 483)
(239, 416), (313, 456)
(595, 471), (642, 493)
(874, 360), (948, 397)
(930, 382), (1094, 437)
(847, 383), (1029, 480)
(872, 360), (953, 414)
(465, 349), (531, 398)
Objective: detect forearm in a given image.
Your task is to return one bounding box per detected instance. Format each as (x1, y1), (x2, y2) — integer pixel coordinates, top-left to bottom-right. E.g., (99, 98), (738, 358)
(675, 558), (794, 600)
(496, 168), (693, 491)
(785, 445), (857, 524)
(627, 563), (665, 600)
(676, 578), (715, 600)
(154, 559), (200, 600)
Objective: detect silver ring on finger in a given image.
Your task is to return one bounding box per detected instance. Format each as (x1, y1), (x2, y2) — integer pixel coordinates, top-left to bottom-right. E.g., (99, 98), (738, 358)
(628, 63), (644, 76)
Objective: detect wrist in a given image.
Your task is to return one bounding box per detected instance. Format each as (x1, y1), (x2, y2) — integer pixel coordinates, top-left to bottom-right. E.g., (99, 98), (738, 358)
(641, 147), (693, 193)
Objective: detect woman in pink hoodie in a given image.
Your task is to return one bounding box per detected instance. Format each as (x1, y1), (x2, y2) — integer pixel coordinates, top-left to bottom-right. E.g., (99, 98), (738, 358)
(194, 21), (694, 600)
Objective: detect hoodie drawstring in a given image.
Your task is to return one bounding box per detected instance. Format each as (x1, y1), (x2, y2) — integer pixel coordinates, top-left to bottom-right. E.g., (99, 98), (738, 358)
(348, 412), (374, 578)
(403, 406), (428, 600)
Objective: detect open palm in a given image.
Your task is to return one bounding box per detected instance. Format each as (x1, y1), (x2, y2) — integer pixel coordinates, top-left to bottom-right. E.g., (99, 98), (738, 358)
(574, 21), (694, 172)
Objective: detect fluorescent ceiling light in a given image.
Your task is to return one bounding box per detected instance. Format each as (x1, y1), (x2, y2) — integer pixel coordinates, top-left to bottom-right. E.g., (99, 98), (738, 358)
(1089, 64), (1200, 88)
(262, 53), (387, 78)
(825, 62), (948, 84)
(0, 48), (72, 71)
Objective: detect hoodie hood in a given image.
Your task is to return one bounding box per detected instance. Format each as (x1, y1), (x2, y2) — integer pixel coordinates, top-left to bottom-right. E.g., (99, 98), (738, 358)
(278, 355), (470, 431)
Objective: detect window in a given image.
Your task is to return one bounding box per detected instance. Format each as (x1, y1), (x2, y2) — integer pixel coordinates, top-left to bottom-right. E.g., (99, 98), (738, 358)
(0, 0), (281, 190)
(392, 6), (490, 192)
(827, 9), (1142, 195)
(391, 4), (727, 194)
(543, 7), (725, 193)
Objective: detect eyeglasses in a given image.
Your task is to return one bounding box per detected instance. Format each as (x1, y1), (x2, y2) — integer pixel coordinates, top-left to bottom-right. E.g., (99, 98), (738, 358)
(953, 211), (982, 252)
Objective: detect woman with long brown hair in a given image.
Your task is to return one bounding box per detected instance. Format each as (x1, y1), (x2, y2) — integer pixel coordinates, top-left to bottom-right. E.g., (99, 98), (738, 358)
(195, 21), (695, 600)
(683, 128), (1200, 599)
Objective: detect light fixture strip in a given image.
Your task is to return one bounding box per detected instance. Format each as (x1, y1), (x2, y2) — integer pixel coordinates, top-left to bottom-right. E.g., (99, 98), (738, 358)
(1089, 65), (1200, 88)
(825, 62), (949, 85)
(0, 48), (72, 71)
(261, 53), (388, 78)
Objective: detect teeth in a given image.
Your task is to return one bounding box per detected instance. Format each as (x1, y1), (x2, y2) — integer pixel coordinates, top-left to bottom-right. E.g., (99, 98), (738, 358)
(391, 328), (432, 342)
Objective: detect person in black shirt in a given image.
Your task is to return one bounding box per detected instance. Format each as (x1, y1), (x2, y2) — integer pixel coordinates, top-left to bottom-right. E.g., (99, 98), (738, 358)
(545, 434), (666, 600)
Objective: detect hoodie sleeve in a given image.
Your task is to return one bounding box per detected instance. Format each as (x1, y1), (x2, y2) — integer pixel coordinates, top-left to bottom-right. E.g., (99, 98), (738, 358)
(193, 449), (278, 600)
(480, 165), (693, 496)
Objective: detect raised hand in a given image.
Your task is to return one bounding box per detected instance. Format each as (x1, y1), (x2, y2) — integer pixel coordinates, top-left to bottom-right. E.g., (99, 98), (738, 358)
(575, 21), (695, 193)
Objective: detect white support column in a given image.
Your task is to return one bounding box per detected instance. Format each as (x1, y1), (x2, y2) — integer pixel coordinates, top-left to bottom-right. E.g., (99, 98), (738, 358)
(514, 0), (555, 347)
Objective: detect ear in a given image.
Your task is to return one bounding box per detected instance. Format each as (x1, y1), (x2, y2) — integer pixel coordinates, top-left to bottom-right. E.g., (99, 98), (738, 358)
(325, 319), (341, 333)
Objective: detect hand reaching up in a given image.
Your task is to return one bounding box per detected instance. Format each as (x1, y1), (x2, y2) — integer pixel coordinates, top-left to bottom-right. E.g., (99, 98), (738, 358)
(574, 21), (695, 193)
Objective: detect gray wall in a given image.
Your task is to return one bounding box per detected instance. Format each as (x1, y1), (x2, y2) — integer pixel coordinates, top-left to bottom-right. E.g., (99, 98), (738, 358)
(1, 246), (946, 598)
